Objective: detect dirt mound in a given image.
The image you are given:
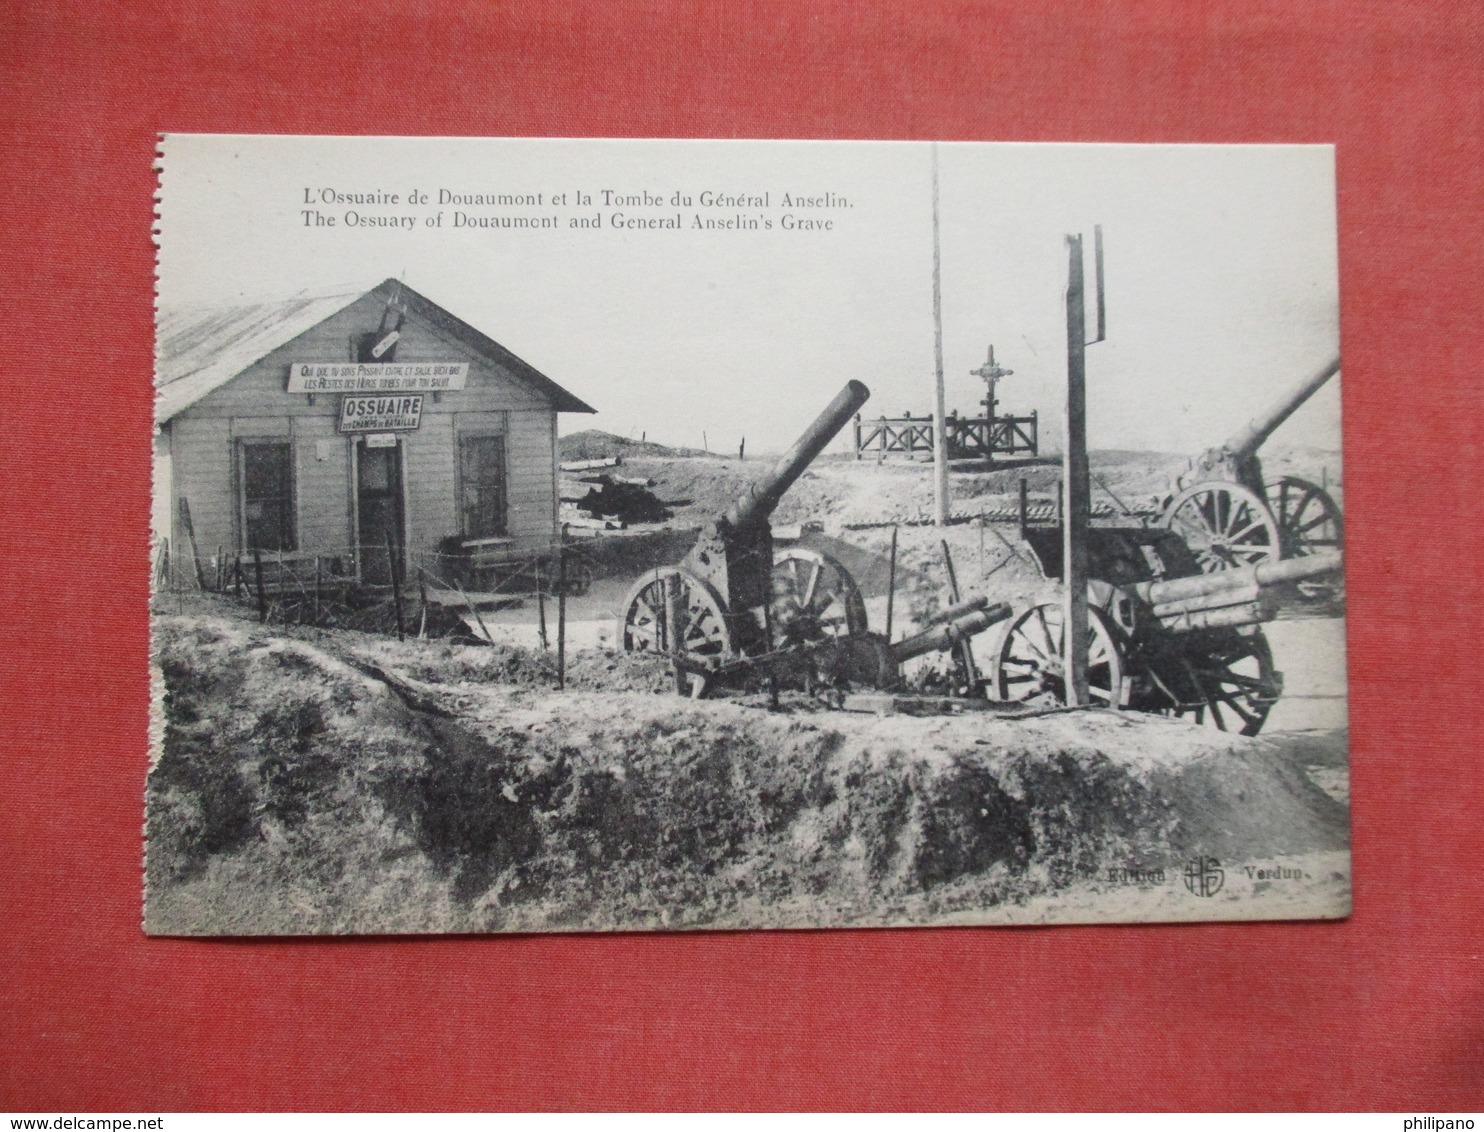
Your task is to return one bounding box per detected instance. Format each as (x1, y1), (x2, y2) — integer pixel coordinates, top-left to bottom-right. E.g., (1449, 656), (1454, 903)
(347, 633), (678, 695)
(616, 455), (770, 524)
(147, 615), (1348, 935)
(560, 429), (709, 461)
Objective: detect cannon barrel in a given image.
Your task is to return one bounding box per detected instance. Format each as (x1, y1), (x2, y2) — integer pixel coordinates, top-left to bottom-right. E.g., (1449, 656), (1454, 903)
(923, 594), (991, 627)
(1135, 549), (1342, 607)
(1149, 583), (1260, 619)
(1222, 357), (1340, 461)
(724, 380), (871, 531)
(890, 602), (1013, 664)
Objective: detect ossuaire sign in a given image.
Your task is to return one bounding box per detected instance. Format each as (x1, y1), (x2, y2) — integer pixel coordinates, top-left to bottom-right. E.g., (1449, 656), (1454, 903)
(338, 394), (424, 433)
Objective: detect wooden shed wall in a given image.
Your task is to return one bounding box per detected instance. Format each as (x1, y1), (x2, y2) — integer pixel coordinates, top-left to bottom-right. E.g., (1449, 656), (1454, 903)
(164, 293), (562, 577)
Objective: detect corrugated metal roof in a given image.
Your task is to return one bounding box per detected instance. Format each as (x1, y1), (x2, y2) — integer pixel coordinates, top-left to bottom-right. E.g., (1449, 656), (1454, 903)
(155, 288), (365, 423)
(156, 279), (596, 423)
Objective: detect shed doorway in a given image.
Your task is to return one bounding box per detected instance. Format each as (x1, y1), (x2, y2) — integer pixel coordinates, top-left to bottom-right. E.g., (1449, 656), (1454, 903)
(355, 438), (405, 586)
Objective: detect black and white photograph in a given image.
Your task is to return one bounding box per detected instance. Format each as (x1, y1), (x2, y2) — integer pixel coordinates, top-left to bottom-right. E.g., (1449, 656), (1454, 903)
(147, 135), (1349, 935)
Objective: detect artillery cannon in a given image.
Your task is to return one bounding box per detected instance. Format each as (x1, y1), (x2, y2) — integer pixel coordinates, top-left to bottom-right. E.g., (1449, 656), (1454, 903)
(993, 524), (1342, 734)
(1158, 357), (1343, 573)
(620, 381), (1012, 696)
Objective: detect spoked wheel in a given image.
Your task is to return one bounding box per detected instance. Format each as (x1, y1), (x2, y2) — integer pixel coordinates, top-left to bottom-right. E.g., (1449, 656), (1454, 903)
(1144, 628), (1282, 736)
(1265, 476), (1344, 558)
(620, 567), (731, 697)
(993, 602), (1125, 708)
(1162, 482), (1281, 573)
(769, 548), (868, 648)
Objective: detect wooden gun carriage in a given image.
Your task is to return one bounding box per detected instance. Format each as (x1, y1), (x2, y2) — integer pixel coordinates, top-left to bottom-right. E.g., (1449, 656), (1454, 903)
(1158, 357), (1343, 572)
(617, 366), (1343, 733)
(619, 381), (1011, 696)
(990, 524), (1342, 734)
(978, 358), (1347, 734)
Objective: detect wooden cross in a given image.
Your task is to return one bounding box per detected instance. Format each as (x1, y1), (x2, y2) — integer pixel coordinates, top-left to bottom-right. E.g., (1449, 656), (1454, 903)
(971, 344), (1013, 421)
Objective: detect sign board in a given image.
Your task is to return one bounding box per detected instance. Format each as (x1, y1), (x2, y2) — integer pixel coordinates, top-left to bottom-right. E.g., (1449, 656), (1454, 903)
(288, 361), (468, 393)
(338, 394), (424, 433)
(363, 433), (398, 448)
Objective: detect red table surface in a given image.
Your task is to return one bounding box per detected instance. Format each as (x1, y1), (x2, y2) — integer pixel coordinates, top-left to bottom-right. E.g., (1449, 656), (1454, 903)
(1, 0), (1480, 1112)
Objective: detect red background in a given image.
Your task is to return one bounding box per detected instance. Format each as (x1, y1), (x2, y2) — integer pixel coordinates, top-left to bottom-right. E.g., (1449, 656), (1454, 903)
(2, 0), (1480, 1111)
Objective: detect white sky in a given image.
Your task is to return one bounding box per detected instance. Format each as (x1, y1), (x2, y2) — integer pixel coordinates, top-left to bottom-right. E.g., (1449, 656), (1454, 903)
(158, 136), (1340, 455)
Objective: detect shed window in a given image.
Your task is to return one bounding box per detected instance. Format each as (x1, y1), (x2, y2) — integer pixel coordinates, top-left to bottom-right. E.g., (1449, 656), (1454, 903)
(241, 441), (296, 551)
(459, 434), (507, 538)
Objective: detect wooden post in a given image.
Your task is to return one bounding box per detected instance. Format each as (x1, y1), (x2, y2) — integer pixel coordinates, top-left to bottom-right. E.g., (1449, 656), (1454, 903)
(234, 554), (243, 599)
(1063, 233), (1091, 707)
(556, 526), (567, 689)
(386, 528), (405, 641)
(665, 572), (685, 694)
(930, 142), (950, 527)
(536, 564), (549, 651)
(252, 547), (268, 623)
(941, 538), (961, 602)
(884, 525), (898, 642)
(940, 538), (978, 690)
(214, 545), (223, 592)
(1093, 224), (1107, 344)
(314, 556), (323, 625)
(760, 572), (781, 709)
(657, 573), (669, 654)
(417, 570), (429, 639)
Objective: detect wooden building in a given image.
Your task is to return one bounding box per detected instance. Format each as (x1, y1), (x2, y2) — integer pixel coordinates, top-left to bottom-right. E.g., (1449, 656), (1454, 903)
(154, 279), (595, 587)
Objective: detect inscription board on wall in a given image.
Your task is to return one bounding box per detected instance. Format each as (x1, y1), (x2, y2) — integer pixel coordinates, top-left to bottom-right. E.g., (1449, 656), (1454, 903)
(287, 361), (468, 393)
(338, 394), (424, 433)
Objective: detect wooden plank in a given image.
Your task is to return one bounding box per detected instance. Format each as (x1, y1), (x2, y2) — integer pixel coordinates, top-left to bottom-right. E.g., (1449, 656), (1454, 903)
(422, 589), (523, 610)
(177, 497), (206, 590)
(560, 457), (622, 471)
(252, 548), (269, 622)
(453, 579), (496, 643)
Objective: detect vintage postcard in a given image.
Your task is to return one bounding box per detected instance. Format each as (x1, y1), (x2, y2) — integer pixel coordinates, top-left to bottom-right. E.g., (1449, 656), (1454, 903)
(147, 135), (1348, 934)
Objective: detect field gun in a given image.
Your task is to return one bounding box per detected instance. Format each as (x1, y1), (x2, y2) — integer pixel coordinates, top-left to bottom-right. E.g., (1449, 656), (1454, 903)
(619, 380), (1012, 696)
(992, 526), (1342, 734)
(1159, 356), (1344, 572)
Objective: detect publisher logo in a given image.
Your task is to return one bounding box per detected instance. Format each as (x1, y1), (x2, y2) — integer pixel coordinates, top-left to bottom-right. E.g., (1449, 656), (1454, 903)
(1183, 856), (1224, 898)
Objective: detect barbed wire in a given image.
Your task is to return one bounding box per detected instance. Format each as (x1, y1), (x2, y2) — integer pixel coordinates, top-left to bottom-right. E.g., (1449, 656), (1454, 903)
(152, 539), (593, 599)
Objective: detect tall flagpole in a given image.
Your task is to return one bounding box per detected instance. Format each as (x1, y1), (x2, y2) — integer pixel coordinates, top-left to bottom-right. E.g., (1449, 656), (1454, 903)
(931, 143), (950, 528)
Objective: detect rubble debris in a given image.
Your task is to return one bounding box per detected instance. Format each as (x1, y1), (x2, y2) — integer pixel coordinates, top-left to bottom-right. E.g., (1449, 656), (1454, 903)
(565, 474), (674, 525)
